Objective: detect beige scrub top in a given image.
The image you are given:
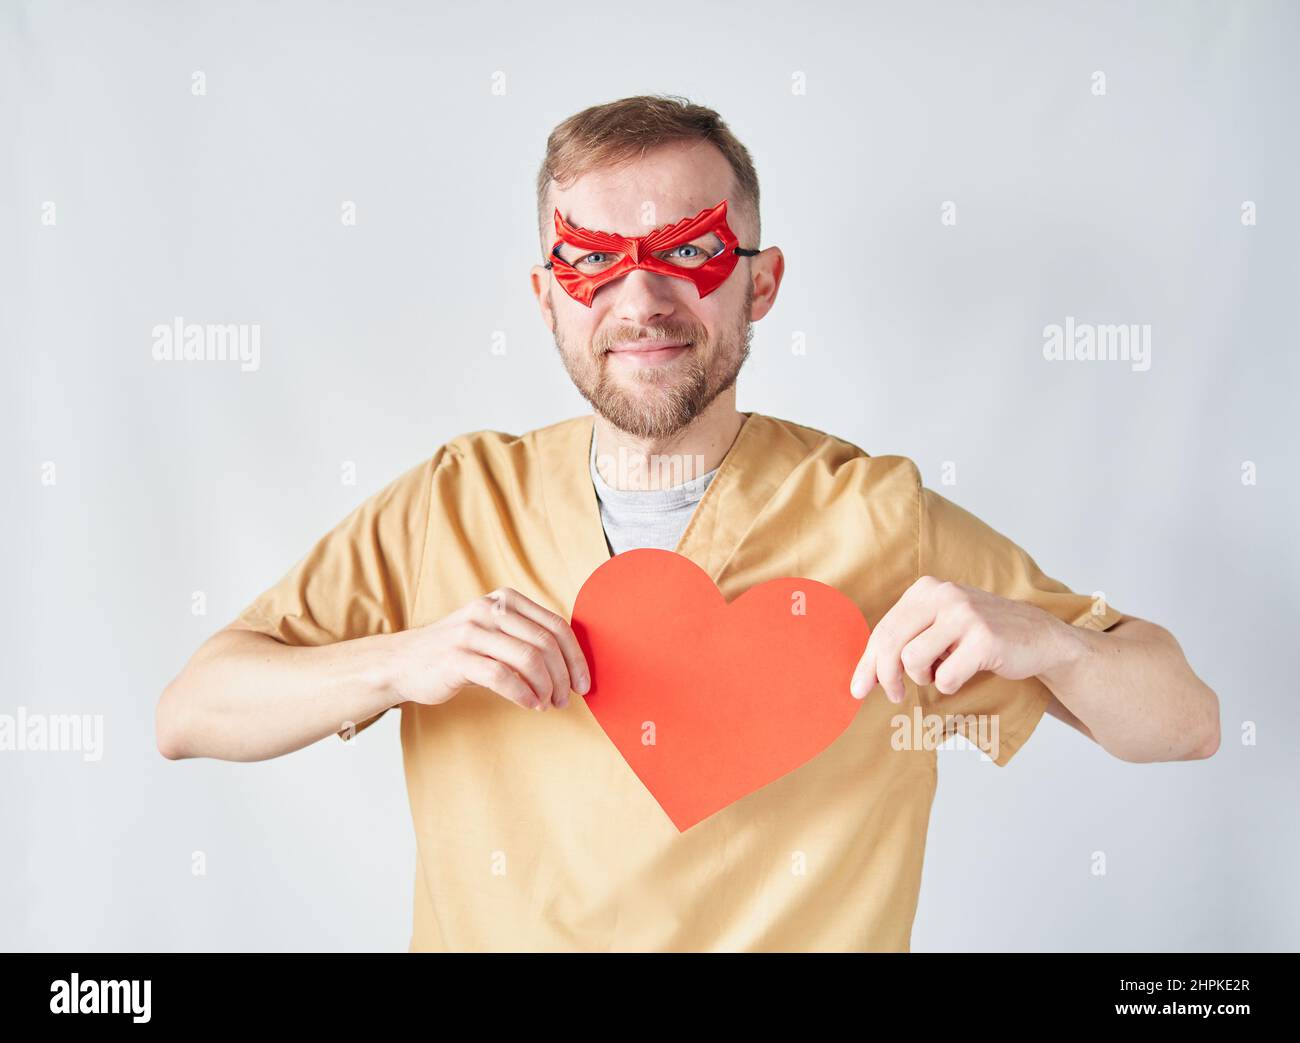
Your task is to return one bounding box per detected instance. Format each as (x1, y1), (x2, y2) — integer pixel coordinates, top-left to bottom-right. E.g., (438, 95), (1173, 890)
(230, 411), (1129, 951)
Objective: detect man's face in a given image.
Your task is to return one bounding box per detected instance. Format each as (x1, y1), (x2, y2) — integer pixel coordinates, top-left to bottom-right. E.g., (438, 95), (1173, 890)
(533, 142), (761, 441)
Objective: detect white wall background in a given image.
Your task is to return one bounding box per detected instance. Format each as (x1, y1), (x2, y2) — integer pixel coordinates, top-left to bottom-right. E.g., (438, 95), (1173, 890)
(3, 0), (1297, 951)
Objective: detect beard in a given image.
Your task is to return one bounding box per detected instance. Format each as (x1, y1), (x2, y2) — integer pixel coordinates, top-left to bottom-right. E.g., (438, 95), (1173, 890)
(550, 281), (754, 441)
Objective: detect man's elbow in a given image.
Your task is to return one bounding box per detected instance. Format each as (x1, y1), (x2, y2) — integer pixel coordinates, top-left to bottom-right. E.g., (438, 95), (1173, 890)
(1188, 715), (1221, 760)
(1170, 695), (1220, 761)
(1185, 679), (1222, 760)
(155, 682), (190, 761)
(1105, 704), (1220, 763)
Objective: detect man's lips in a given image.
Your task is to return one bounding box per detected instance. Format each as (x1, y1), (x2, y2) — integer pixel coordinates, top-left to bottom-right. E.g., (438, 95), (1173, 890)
(607, 338), (692, 353)
(605, 340), (692, 368)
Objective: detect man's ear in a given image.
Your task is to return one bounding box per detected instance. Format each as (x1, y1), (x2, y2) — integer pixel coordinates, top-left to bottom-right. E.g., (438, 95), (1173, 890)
(749, 246), (785, 322)
(530, 265), (556, 332)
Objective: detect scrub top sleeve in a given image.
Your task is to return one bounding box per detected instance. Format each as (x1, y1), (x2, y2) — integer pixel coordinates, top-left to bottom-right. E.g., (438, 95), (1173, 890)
(915, 481), (1131, 765)
(227, 447), (445, 741)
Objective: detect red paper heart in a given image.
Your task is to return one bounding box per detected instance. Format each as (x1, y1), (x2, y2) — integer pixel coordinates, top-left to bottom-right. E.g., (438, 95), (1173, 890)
(570, 549), (871, 832)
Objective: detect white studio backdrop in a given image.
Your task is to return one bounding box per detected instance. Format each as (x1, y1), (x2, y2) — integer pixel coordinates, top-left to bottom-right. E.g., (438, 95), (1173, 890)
(3, 0), (1297, 951)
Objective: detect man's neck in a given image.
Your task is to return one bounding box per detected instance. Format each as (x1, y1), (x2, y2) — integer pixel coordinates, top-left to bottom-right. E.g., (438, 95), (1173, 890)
(592, 392), (746, 491)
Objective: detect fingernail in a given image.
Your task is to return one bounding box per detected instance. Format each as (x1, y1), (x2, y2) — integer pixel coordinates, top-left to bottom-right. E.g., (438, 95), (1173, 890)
(576, 674), (590, 695)
(556, 694), (569, 708)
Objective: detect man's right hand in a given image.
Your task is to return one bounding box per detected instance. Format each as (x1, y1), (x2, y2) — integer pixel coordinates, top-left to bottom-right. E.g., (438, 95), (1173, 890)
(157, 587), (592, 762)
(388, 588), (591, 712)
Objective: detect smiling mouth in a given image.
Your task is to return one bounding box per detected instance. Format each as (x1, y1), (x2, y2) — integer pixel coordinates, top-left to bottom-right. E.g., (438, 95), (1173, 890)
(605, 341), (692, 366)
(608, 338), (692, 352)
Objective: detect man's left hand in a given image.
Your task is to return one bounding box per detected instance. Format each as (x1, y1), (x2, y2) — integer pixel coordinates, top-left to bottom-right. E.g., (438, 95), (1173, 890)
(849, 575), (1079, 702)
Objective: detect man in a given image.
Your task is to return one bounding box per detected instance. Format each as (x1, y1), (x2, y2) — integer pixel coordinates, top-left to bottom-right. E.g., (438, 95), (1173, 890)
(156, 95), (1220, 952)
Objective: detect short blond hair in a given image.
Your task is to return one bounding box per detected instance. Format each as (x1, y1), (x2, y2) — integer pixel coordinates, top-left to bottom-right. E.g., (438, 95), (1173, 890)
(535, 94), (761, 253)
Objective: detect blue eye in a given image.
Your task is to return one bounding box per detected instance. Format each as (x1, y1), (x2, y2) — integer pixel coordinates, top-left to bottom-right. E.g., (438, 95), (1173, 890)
(658, 240), (720, 268)
(574, 251), (620, 270)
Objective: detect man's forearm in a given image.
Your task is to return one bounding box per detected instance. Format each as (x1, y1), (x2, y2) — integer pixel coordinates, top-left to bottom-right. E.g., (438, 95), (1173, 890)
(156, 628), (402, 762)
(1037, 616), (1220, 763)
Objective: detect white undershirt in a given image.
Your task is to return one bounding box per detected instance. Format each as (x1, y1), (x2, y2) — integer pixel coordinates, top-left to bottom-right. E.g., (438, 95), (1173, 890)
(588, 429), (719, 556)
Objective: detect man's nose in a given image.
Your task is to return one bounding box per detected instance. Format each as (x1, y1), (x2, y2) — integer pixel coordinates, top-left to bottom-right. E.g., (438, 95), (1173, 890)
(608, 267), (684, 327)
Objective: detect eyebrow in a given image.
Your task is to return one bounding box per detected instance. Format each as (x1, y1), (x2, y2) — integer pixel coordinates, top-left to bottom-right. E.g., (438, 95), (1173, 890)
(560, 205), (713, 236)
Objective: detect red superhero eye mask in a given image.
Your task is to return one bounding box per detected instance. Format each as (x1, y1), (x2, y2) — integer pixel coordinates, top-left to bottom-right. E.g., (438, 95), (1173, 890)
(544, 199), (759, 307)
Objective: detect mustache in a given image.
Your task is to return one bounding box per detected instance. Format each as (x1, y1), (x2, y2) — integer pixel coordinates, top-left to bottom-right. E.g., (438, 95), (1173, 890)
(596, 327), (706, 354)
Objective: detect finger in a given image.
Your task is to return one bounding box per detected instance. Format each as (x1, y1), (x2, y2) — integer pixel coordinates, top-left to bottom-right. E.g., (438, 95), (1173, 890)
(486, 589), (590, 695)
(850, 646), (876, 699)
(456, 652), (538, 711)
(874, 649), (908, 705)
(494, 610), (572, 709)
(865, 579), (946, 703)
(464, 624), (555, 709)
(899, 617), (963, 689)
(873, 621), (931, 704)
(932, 639), (983, 696)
